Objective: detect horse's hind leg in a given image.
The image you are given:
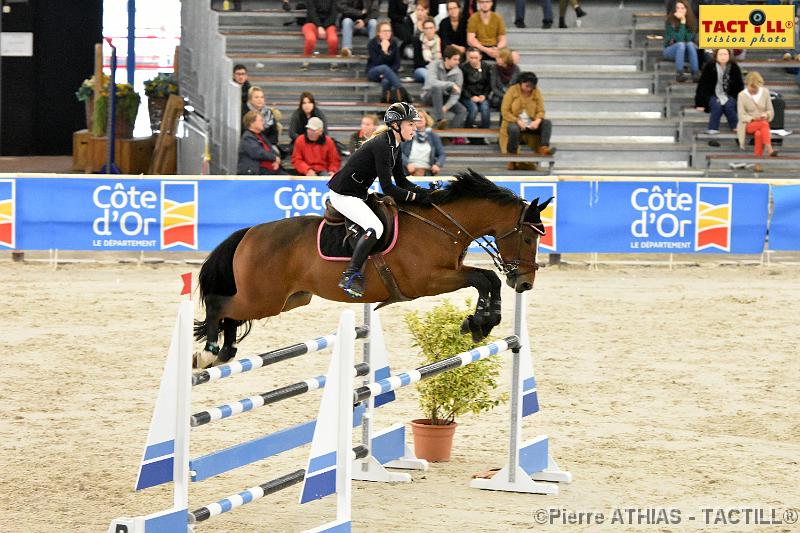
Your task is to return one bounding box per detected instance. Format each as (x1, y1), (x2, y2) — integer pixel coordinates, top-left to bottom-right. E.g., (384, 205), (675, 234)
(217, 319), (239, 363)
(194, 294), (229, 369)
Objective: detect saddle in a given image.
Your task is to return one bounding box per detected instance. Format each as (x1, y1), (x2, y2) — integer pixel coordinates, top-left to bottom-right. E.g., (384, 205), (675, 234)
(317, 194), (410, 307)
(318, 194), (398, 260)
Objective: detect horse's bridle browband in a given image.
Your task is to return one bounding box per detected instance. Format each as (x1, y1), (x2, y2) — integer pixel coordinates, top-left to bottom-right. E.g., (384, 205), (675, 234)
(399, 202), (545, 276)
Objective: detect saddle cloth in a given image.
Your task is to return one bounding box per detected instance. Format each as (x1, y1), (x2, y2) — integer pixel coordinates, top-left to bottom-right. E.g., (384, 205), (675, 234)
(316, 194), (399, 261)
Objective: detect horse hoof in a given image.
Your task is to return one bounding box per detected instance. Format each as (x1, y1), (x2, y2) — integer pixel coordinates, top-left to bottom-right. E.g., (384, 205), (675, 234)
(460, 316), (473, 335)
(193, 349), (218, 369)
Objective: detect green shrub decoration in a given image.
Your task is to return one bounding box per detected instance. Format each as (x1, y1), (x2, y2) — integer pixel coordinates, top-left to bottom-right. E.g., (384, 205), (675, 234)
(91, 82), (141, 136)
(143, 73), (179, 98)
(405, 300), (507, 426)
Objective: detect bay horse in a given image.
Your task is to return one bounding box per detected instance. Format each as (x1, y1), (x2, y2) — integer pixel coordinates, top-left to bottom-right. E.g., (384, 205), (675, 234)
(194, 169), (551, 368)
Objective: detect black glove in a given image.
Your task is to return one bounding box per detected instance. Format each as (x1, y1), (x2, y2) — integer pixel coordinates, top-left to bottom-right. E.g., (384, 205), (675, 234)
(413, 189), (434, 206)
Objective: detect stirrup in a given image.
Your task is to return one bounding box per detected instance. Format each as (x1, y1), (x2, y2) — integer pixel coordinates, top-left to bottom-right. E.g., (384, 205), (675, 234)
(338, 271), (365, 298)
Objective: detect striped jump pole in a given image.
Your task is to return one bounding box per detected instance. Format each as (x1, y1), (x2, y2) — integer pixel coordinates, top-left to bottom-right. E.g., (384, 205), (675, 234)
(192, 325), (369, 386)
(353, 336), (520, 404)
(190, 362), (370, 427)
(189, 445), (369, 524)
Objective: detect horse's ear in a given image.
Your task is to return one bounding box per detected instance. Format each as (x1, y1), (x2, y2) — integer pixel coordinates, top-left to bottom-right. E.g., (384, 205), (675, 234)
(538, 197), (554, 211)
(530, 197), (540, 208)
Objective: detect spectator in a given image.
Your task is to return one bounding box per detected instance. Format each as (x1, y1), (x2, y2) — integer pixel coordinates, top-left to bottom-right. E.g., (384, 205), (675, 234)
(302, 0), (340, 71)
(289, 91), (330, 144)
(238, 111), (284, 175)
(499, 71), (556, 170)
(413, 16), (443, 83)
(558, 0), (586, 28)
(349, 114), (380, 152)
(736, 71), (777, 157)
(438, 0), (468, 56)
(243, 86), (282, 148)
(367, 21), (406, 102)
(402, 1), (431, 59)
(421, 45), (467, 130)
(694, 48), (744, 145)
(515, 0), (553, 29)
(233, 64), (251, 112)
(388, 0), (413, 52)
(292, 116), (342, 176)
(339, 0), (379, 57)
(402, 109), (446, 176)
(663, 0), (699, 82)
(460, 47), (492, 135)
(467, 0), (508, 60)
(489, 47), (520, 109)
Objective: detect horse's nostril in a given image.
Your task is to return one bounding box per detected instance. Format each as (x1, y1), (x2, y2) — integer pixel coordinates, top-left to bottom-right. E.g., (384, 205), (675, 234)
(521, 282), (532, 291)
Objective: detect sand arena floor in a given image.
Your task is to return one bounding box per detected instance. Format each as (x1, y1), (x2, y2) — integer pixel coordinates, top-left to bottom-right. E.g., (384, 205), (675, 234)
(0, 261), (798, 533)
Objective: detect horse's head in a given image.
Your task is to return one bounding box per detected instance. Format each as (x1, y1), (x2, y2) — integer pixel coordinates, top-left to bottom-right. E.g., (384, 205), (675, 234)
(496, 197), (552, 293)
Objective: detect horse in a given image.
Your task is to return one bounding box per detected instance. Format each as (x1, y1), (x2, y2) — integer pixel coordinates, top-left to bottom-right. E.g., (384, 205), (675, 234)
(194, 169), (551, 368)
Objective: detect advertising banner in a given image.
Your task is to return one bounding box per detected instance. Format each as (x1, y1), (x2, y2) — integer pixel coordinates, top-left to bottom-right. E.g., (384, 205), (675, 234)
(769, 185), (800, 251)
(0, 177), (770, 254)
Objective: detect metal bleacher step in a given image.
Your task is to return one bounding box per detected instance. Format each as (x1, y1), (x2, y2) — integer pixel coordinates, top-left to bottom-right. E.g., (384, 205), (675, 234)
(551, 143), (690, 168)
(506, 28), (633, 49)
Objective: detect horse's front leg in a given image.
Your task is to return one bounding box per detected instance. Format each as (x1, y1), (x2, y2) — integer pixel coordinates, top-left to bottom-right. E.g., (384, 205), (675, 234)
(478, 269), (503, 338)
(425, 267), (493, 343)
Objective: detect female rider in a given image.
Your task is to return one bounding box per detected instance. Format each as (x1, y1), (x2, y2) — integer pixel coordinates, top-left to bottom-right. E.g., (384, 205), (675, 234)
(327, 101), (434, 298)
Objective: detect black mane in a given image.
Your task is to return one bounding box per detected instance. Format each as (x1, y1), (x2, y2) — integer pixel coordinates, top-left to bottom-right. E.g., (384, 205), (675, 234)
(431, 169), (523, 206)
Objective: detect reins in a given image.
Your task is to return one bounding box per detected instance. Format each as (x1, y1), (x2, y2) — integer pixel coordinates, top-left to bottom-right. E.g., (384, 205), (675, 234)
(399, 202), (545, 276)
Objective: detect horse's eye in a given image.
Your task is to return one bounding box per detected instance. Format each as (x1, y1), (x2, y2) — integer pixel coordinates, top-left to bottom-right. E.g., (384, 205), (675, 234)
(524, 237), (532, 245)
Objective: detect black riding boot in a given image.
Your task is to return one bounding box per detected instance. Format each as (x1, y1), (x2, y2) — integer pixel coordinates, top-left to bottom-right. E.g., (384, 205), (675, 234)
(338, 229), (378, 298)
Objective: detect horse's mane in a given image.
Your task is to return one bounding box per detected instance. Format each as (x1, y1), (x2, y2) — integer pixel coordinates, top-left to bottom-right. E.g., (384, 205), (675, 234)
(432, 169), (523, 206)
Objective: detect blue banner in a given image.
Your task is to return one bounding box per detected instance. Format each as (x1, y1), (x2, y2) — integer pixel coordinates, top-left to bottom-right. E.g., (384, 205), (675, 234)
(0, 176), (771, 254)
(770, 185), (800, 251)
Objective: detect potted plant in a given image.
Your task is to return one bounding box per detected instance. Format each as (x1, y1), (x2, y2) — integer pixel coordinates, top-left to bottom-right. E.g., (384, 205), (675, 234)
(74, 74), (108, 131)
(143, 73), (179, 133)
(404, 300), (507, 462)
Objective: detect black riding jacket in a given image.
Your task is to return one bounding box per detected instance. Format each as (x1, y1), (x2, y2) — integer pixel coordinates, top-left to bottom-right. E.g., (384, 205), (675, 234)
(327, 130), (421, 201)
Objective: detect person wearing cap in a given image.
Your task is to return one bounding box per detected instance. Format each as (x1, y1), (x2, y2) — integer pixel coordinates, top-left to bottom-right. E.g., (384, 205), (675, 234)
(327, 102), (436, 298)
(499, 71), (556, 170)
(291, 116), (341, 176)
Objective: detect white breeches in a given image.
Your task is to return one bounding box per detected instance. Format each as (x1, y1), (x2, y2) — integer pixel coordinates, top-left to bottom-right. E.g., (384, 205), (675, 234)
(328, 190), (384, 239)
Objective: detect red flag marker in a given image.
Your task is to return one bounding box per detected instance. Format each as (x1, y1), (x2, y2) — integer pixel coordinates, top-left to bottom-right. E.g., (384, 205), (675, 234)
(181, 273), (192, 299)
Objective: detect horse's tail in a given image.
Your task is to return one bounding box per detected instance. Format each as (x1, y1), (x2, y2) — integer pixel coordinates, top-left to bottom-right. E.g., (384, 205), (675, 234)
(194, 227), (252, 344)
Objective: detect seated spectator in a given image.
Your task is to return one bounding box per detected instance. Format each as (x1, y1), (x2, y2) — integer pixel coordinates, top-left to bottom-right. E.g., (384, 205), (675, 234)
(489, 47), (520, 109)
(421, 45), (467, 130)
(367, 21), (407, 102)
(349, 114), (379, 151)
(289, 91), (330, 145)
(402, 110), (445, 176)
(233, 64), (251, 112)
(238, 111), (284, 175)
(339, 0), (379, 57)
(515, 0), (553, 29)
(388, 0), (413, 54)
(291, 116), (342, 176)
(438, 0), (468, 56)
(460, 47), (492, 135)
(736, 71), (777, 157)
(694, 48), (743, 144)
(302, 0), (339, 70)
(558, 0), (586, 28)
(243, 86), (282, 148)
(467, 0), (510, 61)
(401, 1), (431, 59)
(499, 71), (556, 170)
(413, 16), (442, 83)
(663, 0), (700, 82)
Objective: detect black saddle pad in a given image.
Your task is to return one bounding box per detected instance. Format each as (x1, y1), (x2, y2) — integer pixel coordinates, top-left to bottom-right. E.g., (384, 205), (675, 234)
(317, 217), (398, 261)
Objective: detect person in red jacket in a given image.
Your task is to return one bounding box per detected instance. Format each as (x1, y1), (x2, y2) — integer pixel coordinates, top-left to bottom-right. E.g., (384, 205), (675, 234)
(291, 117), (341, 176)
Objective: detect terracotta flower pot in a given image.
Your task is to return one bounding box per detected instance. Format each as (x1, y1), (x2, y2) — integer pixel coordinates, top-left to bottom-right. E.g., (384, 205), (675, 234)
(84, 99), (94, 131)
(148, 96), (168, 134)
(410, 419), (457, 462)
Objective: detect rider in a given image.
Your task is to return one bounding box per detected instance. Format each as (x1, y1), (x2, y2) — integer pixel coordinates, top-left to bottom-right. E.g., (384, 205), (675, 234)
(327, 102), (434, 298)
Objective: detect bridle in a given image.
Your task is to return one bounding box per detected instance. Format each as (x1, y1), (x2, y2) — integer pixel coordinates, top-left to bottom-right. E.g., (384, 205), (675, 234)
(400, 202), (545, 276)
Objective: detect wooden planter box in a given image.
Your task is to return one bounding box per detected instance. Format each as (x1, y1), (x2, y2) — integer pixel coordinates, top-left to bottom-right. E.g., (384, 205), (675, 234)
(86, 135), (155, 174)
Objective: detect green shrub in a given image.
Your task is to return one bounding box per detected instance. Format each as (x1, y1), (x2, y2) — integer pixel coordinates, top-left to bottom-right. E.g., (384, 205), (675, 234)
(405, 300), (507, 426)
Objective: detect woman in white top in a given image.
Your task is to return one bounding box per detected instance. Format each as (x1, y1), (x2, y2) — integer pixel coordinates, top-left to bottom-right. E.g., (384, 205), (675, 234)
(736, 71), (777, 157)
